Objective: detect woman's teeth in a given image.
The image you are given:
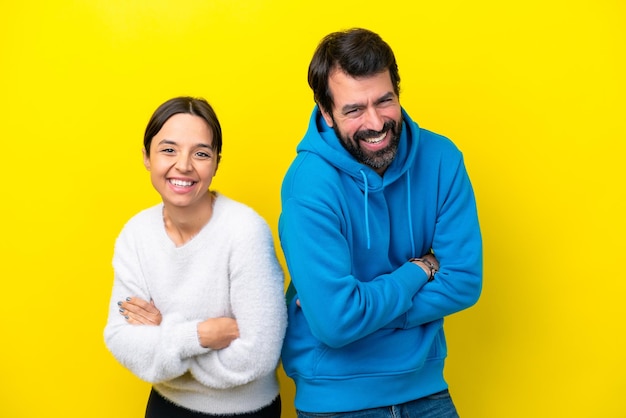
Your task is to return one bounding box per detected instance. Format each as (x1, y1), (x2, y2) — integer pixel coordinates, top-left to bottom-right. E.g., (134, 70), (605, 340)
(169, 179), (194, 187)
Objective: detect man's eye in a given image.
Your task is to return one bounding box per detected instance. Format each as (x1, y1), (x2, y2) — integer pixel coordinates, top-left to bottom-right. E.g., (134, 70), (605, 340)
(196, 152), (210, 158)
(160, 148), (174, 153)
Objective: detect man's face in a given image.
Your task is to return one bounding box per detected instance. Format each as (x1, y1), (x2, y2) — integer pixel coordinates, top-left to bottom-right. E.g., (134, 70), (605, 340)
(320, 69), (402, 175)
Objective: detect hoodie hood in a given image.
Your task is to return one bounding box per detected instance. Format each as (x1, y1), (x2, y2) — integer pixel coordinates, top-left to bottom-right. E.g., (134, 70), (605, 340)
(296, 106), (421, 251)
(296, 105), (420, 192)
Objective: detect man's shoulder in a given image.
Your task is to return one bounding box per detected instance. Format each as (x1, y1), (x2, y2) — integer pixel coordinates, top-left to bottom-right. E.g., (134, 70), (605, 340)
(289, 150), (339, 174)
(283, 152), (343, 193)
(419, 128), (458, 149)
(413, 128), (464, 166)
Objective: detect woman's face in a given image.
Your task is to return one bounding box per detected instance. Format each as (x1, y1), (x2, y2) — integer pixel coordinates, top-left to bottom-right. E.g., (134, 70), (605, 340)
(143, 113), (218, 210)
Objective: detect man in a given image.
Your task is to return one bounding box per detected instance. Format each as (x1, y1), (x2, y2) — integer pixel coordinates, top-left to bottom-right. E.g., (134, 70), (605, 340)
(279, 28), (482, 417)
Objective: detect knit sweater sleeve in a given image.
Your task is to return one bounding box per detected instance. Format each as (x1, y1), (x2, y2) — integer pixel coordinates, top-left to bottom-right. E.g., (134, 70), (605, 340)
(103, 221), (210, 384)
(186, 208), (287, 389)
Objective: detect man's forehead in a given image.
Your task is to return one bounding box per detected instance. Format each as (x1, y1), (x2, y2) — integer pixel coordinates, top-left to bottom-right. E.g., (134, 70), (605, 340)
(328, 69), (395, 105)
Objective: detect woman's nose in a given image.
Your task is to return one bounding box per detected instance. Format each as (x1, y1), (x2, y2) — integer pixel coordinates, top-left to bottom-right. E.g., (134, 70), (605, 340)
(175, 154), (192, 172)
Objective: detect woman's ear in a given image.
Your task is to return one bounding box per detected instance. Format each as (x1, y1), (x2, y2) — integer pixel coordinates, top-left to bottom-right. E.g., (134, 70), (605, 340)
(142, 148), (151, 171)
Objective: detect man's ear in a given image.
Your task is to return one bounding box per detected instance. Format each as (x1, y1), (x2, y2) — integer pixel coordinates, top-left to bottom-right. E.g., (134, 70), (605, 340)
(142, 148), (151, 171)
(320, 106), (334, 128)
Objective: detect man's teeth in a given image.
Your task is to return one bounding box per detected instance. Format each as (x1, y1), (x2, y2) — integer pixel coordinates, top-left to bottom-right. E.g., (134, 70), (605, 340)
(364, 132), (386, 144)
(170, 179), (194, 187)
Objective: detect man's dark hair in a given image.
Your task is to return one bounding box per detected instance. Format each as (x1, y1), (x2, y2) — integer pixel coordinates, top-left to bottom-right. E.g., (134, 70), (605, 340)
(308, 28), (401, 114)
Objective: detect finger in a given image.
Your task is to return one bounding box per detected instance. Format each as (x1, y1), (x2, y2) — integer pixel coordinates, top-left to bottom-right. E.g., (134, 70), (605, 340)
(125, 296), (153, 310)
(118, 302), (154, 325)
(140, 312), (161, 325)
(117, 301), (136, 319)
(125, 314), (142, 325)
(137, 300), (161, 323)
(119, 300), (145, 316)
(118, 297), (162, 325)
(120, 297), (157, 317)
(122, 309), (154, 326)
(130, 297), (161, 317)
(117, 297), (141, 312)
(129, 307), (158, 325)
(119, 309), (135, 324)
(145, 299), (161, 315)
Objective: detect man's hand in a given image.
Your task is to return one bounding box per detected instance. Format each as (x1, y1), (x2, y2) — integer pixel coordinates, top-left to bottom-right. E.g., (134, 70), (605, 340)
(419, 252), (439, 271)
(196, 317), (240, 349)
(118, 297), (163, 326)
(410, 252), (440, 280)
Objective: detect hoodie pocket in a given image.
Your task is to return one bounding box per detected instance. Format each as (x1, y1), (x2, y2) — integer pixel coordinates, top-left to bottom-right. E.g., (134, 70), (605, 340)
(312, 319), (444, 378)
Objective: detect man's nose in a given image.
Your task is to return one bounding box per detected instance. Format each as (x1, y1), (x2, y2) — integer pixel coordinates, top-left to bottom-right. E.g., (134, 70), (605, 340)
(363, 107), (384, 132)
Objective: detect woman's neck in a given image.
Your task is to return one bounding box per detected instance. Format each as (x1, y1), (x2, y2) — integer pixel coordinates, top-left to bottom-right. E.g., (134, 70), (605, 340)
(162, 191), (215, 246)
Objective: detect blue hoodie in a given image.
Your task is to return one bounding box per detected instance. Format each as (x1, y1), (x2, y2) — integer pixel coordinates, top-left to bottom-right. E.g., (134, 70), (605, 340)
(279, 106), (482, 413)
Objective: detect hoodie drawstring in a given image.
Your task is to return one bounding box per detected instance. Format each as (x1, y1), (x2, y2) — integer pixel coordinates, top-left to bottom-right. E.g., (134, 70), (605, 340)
(359, 170), (371, 249)
(360, 170), (415, 253)
(406, 170), (416, 256)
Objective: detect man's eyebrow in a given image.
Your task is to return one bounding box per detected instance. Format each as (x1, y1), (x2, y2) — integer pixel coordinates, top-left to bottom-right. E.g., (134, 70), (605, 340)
(340, 92), (396, 114)
(340, 103), (363, 114)
(374, 92), (396, 104)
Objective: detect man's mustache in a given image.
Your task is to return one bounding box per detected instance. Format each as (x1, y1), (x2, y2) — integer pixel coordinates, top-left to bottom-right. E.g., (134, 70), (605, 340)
(353, 120), (396, 141)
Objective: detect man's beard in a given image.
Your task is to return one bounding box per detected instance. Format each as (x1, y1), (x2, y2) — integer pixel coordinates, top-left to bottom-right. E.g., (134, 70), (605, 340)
(333, 118), (402, 172)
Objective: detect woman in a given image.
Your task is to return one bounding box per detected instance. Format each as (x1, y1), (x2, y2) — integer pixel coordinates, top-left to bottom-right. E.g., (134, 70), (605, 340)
(104, 96), (287, 418)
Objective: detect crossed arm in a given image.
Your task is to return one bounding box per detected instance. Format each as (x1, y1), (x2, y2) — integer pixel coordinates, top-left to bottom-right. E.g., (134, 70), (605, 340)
(118, 297), (239, 350)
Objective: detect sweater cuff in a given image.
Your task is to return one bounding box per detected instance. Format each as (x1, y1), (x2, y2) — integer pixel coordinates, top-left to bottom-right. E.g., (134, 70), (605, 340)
(162, 316), (211, 358)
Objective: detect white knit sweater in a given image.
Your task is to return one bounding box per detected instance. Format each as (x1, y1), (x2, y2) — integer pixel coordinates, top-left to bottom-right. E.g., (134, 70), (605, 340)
(104, 194), (287, 414)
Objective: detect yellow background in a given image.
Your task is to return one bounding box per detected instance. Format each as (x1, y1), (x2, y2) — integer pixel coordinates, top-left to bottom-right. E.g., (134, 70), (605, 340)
(1, 1), (624, 417)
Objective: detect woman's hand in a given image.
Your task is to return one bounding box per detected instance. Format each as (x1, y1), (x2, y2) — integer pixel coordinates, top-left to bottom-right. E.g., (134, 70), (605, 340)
(196, 317), (240, 349)
(118, 297), (162, 326)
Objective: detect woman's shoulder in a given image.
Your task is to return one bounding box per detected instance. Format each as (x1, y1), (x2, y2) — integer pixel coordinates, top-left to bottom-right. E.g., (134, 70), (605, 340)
(214, 193), (270, 231)
(118, 203), (163, 236)
(215, 193), (261, 217)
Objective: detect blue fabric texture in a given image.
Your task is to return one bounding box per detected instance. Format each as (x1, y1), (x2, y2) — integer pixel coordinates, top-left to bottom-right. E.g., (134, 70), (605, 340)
(279, 106), (482, 413)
